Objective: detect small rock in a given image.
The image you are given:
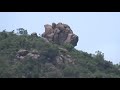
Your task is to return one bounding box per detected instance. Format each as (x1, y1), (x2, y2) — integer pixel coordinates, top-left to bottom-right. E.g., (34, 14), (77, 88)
(17, 49), (29, 56)
(58, 47), (68, 52)
(27, 53), (40, 59)
(66, 55), (71, 58)
(56, 56), (63, 64)
(31, 32), (38, 37)
(19, 56), (25, 60)
(31, 50), (39, 54)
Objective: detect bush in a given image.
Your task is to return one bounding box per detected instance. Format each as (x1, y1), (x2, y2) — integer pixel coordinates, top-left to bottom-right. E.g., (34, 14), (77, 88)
(63, 65), (80, 78)
(63, 44), (74, 51)
(42, 46), (59, 61)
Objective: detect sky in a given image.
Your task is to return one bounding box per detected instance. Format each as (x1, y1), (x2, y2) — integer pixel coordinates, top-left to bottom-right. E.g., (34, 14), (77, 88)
(0, 12), (120, 64)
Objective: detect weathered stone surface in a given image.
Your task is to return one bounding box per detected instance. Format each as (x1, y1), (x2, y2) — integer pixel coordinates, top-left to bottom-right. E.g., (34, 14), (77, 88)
(56, 56), (63, 64)
(52, 23), (56, 29)
(19, 56), (25, 60)
(44, 24), (54, 35)
(58, 47), (68, 52)
(27, 53), (40, 59)
(56, 23), (65, 31)
(71, 34), (79, 46)
(41, 22), (79, 47)
(16, 49), (40, 60)
(17, 49), (29, 56)
(31, 50), (39, 54)
(64, 33), (73, 43)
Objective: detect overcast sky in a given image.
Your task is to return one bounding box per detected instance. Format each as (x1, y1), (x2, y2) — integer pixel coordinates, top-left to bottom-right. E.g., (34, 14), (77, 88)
(0, 12), (120, 64)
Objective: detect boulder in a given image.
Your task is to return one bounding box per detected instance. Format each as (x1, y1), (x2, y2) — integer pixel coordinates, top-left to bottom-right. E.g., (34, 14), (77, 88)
(42, 22), (79, 47)
(56, 23), (65, 31)
(58, 47), (68, 52)
(44, 24), (54, 35)
(55, 56), (63, 64)
(27, 53), (40, 59)
(63, 24), (70, 29)
(64, 33), (73, 43)
(31, 32), (38, 37)
(52, 23), (56, 29)
(17, 49), (29, 56)
(16, 49), (40, 60)
(71, 34), (79, 46)
(31, 50), (39, 54)
(19, 56), (25, 60)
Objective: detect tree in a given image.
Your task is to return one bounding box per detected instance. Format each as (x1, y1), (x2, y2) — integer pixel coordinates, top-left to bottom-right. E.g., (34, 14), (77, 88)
(95, 50), (104, 60)
(0, 30), (8, 39)
(17, 28), (28, 35)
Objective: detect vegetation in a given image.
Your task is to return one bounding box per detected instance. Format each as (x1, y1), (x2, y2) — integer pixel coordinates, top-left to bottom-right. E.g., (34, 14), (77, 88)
(0, 29), (120, 78)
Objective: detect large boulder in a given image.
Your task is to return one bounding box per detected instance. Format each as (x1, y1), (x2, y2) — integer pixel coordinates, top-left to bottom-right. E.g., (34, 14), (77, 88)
(41, 22), (79, 47)
(44, 24), (54, 36)
(52, 23), (56, 29)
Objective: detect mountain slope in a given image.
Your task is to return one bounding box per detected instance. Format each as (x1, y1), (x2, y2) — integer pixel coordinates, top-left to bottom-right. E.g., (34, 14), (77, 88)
(0, 30), (120, 78)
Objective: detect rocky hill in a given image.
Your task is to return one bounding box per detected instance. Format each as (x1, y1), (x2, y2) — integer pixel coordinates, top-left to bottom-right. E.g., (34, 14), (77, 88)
(0, 23), (120, 78)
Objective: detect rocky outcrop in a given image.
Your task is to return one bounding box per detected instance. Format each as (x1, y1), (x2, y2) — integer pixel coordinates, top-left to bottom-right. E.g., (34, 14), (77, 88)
(17, 49), (29, 56)
(42, 22), (78, 47)
(16, 49), (40, 60)
(16, 49), (75, 65)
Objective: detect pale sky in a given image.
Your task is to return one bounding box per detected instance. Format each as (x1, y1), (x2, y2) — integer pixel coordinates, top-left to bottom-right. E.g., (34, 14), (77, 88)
(0, 12), (120, 64)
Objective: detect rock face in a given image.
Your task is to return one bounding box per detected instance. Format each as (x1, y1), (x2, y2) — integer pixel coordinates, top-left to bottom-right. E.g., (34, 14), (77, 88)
(42, 22), (78, 47)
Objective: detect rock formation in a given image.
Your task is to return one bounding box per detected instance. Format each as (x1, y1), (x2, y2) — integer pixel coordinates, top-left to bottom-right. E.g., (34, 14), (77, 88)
(17, 49), (29, 57)
(16, 49), (40, 60)
(42, 22), (78, 47)
(16, 48), (75, 64)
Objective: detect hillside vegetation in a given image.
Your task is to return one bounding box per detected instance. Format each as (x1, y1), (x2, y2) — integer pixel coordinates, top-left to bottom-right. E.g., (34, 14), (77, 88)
(0, 28), (120, 78)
